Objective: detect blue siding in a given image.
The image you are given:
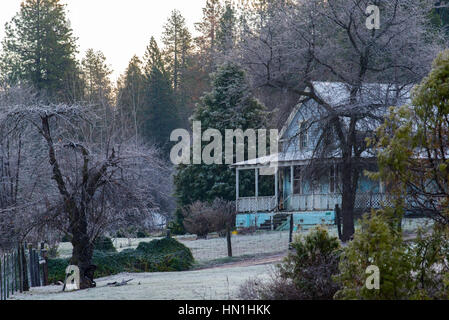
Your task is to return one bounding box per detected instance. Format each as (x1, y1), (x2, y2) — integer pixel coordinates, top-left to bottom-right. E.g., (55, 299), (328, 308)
(236, 211), (335, 230)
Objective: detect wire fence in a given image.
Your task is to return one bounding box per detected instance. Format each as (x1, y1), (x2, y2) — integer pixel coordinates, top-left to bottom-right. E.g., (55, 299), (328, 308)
(0, 243), (48, 300)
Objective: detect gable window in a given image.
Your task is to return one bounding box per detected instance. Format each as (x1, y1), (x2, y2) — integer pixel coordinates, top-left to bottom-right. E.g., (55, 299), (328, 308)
(329, 164), (339, 194)
(299, 121), (309, 150)
(293, 166), (302, 194)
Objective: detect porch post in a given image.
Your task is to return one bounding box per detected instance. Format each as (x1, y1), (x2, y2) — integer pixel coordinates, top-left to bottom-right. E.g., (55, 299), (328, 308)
(255, 168), (259, 198)
(236, 168), (240, 211)
(275, 168), (279, 210)
(290, 165), (294, 193)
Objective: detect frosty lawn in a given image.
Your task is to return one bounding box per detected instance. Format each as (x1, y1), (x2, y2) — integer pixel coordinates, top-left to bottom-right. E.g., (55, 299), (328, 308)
(11, 263), (275, 300)
(57, 218), (431, 263)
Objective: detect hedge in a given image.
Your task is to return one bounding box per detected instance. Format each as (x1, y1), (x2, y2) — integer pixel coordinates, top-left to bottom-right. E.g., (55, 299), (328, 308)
(48, 238), (194, 284)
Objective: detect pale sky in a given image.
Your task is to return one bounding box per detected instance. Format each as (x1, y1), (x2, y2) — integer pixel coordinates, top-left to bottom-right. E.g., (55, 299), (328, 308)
(0, 0), (205, 80)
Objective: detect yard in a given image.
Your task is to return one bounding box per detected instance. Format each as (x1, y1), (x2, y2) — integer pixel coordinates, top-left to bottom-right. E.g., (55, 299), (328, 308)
(8, 218), (431, 300)
(11, 258), (278, 300)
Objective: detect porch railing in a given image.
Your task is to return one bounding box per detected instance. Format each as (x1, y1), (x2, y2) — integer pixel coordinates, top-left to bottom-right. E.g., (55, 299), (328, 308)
(237, 196), (277, 213)
(237, 192), (391, 213)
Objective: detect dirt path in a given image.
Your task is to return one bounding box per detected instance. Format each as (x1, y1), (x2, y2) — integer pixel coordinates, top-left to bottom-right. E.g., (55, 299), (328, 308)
(11, 257), (281, 300)
(200, 253), (286, 270)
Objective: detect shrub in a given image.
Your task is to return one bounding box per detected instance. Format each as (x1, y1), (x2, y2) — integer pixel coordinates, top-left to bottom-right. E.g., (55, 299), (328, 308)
(238, 227), (341, 300)
(182, 199), (236, 238)
(94, 236), (116, 252)
(334, 211), (449, 300)
(136, 230), (149, 238)
(182, 201), (213, 238)
(334, 212), (413, 300)
(48, 238), (194, 284)
(61, 234), (72, 242)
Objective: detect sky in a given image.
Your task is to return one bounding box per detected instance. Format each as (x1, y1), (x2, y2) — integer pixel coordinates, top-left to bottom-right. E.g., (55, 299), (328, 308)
(0, 0), (205, 80)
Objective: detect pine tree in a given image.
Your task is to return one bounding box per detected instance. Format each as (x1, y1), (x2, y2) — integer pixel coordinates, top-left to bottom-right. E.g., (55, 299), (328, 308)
(162, 10), (193, 93)
(195, 0), (223, 71)
(81, 49), (113, 106)
(0, 0), (78, 102)
(141, 38), (179, 151)
(173, 63), (270, 232)
(216, 2), (237, 56)
(116, 56), (145, 139)
(143, 37), (165, 76)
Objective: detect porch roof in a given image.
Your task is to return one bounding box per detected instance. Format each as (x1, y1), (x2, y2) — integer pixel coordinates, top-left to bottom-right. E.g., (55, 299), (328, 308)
(231, 150), (315, 169)
(230, 150), (376, 169)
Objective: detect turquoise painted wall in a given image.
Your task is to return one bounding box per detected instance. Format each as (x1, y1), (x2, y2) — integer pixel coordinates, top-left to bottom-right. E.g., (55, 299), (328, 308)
(236, 211), (336, 230)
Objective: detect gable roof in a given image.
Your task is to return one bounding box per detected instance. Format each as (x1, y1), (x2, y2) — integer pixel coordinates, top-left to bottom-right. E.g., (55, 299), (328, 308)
(280, 81), (412, 139)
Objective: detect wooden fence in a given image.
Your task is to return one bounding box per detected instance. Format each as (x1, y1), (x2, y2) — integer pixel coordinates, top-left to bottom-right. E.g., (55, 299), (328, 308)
(0, 243), (49, 300)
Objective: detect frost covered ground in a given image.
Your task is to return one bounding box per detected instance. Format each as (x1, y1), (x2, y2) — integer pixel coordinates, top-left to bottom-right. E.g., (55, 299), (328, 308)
(16, 218), (428, 300)
(58, 232), (292, 262)
(57, 218), (431, 262)
(11, 260), (277, 300)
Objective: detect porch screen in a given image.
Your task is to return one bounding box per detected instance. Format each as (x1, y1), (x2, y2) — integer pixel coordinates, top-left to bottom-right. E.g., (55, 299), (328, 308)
(293, 166), (302, 194)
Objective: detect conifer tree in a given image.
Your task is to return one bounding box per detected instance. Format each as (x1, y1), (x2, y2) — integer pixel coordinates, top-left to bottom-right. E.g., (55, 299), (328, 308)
(141, 38), (179, 152)
(0, 0), (78, 102)
(172, 63), (270, 232)
(195, 0), (223, 71)
(162, 10), (193, 93)
(117, 56), (145, 139)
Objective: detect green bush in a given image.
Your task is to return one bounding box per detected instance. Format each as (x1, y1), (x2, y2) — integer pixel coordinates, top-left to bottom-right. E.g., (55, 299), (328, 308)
(136, 230), (149, 238)
(48, 238), (194, 283)
(94, 236), (116, 252)
(334, 211), (449, 300)
(238, 227), (342, 300)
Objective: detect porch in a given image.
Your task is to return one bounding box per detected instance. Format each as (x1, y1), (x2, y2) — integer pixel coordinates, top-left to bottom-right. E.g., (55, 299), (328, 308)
(235, 163), (389, 214)
(236, 192), (391, 213)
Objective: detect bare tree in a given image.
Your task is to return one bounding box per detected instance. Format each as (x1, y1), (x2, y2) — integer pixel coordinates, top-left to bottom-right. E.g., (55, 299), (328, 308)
(0, 90), (173, 288)
(236, 0), (443, 241)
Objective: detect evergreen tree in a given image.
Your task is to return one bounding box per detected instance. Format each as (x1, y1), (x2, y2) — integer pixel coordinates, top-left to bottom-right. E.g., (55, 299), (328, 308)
(116, 56), (145, 139)
(0, 0), (78, 101)
(216, 2), (237, 56)
(195, 0), (223, 71)
(81, 49), (113, 106)
(80, 49), (114, 146)
(162, 10), (193, 93)
(432, 1), (449, 35)
(172, 63), (270, 232)
(141, 38), (179, 152)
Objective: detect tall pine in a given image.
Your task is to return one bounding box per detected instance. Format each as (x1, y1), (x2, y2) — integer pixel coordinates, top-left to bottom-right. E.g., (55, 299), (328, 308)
(172, 63), (270, 232)
(0, 0), (78, 102)
(141, 37), (179, 152)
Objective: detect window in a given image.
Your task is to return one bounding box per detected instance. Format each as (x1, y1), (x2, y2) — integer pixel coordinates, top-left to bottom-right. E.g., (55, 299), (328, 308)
(293, 166), (302, 194)
(299, 121), (309, 150)
(329, 164), (339, 193)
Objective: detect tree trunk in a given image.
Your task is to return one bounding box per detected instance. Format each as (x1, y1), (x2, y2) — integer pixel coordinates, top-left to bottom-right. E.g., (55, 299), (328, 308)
(335, 204), (342, 241)
(69, 211), (95, 290)
(341, 161), (356, 242)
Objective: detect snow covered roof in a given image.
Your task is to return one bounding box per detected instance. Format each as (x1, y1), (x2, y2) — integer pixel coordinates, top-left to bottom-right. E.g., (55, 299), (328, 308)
(231, 150), (376, 168)
(280, 81), (413, 139)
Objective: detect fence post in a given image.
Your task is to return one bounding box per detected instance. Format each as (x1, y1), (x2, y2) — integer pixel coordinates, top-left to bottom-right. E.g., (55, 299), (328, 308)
(12, 252), (15, 295)
(28, 245), (35, 287)
(21, 244), (29, 292)
(6, 254), (9, 299)
(17, 244), (23, 293)
(41, 243), (48, 286)
(35, 250), (41, 287)
(289, 214), (294, 244)
(0, 255), (3, 300)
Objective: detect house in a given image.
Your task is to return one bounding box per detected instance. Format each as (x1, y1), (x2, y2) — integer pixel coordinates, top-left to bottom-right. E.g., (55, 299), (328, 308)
(232, 82), (411, 231)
